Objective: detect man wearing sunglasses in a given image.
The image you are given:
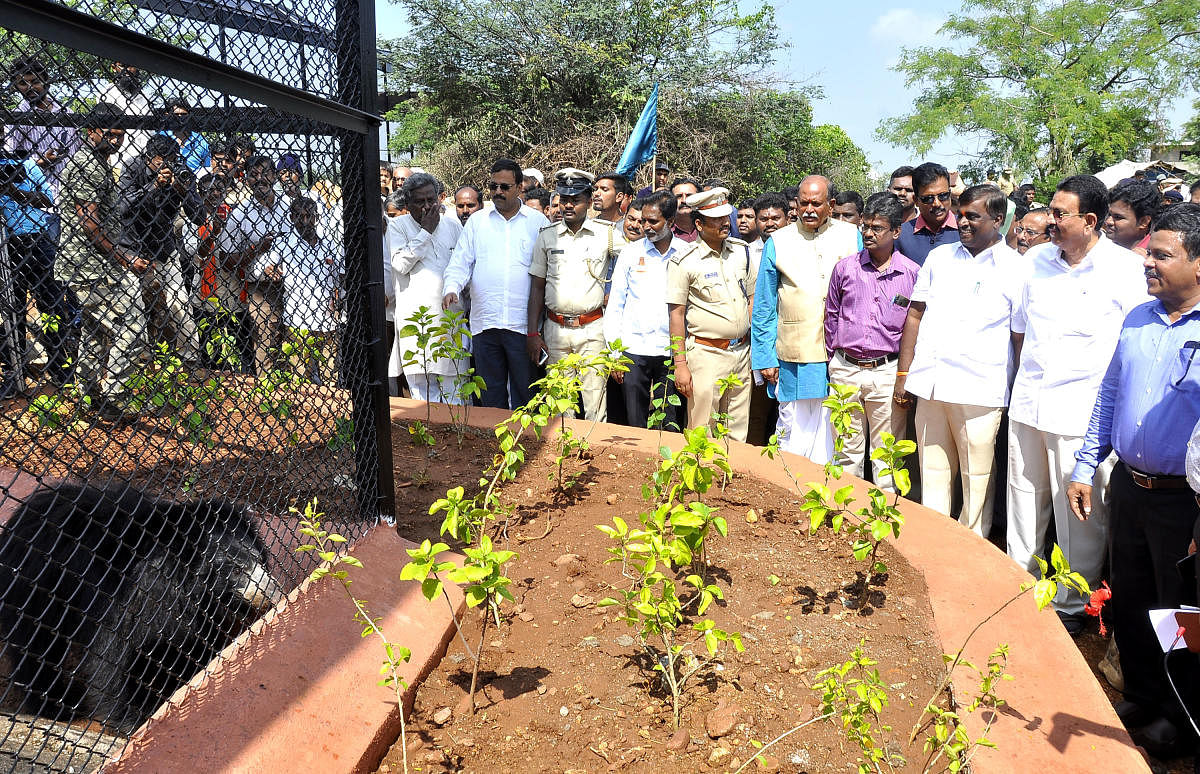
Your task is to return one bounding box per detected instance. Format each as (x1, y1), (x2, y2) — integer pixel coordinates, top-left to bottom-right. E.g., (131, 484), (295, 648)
(443, 158), (549, 409)
(1007, 175), (1147, 637)
(896, 162), (960, 267)
(1067, 204), (1200, 758)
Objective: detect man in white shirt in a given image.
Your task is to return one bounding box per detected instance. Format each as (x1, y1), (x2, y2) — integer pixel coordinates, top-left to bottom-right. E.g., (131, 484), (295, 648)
(605, 190), (685, 430)
(1007, 175), (1147, 631)
(97, 62), (153, 179)
(894, 184), (1030, 537)
(388, 172), (467, 403)
(442, 158), (549, 409)
(217, 154), (292, 375)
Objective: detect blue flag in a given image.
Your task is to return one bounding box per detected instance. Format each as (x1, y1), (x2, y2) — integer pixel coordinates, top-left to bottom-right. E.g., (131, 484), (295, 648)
(616, 84), (658, 179)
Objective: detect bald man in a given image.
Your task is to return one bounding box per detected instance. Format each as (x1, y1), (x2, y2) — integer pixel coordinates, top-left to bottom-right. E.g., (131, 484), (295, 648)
(751, 175), (860, 461)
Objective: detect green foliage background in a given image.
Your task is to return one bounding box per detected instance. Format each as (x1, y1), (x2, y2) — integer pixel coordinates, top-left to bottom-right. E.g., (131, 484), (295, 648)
(380, 0), (870, 198)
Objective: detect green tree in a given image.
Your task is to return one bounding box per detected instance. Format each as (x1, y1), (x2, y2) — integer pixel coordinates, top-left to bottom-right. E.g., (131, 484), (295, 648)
(380, 0), (869, 197)
(877, 0), (1200, 181)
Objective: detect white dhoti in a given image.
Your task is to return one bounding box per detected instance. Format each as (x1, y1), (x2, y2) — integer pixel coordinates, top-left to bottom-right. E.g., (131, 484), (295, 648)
(776, 398), (834, 464)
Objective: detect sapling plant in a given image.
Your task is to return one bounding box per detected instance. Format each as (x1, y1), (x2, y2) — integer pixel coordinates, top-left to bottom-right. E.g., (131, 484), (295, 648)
(295, 499), (413, 774)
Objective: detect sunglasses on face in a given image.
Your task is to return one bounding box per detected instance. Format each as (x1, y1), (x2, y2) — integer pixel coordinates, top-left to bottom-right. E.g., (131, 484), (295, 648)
(918, 192), (952, 205)
(487, 181), (515, 192)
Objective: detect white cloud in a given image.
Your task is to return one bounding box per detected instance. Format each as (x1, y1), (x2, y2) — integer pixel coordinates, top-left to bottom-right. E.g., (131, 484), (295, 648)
(868, 8), (946, 48)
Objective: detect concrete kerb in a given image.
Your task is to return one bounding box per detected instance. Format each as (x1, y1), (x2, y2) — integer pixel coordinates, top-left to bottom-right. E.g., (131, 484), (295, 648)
(386, 397), (1147, 773)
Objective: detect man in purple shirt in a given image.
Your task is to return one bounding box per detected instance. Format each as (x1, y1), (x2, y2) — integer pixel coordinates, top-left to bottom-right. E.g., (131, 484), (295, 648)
(824, 192), (919, 489)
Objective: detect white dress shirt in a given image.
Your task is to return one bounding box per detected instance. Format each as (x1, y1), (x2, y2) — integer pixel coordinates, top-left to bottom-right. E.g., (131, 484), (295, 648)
(443, 204), (549, 335)
(98, 84), (153, 178)
(906, 239), (1030, 407)
(218, 194), (293, 281)
(604, 236), (684, 357)
(269, 230), (343, 331)
(1009, 236), (1148, 436)
(388, 212), (466, 377)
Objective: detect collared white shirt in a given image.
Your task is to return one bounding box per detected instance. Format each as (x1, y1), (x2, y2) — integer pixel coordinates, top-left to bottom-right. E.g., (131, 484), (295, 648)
(443, 204), (549, 335)
(217, 194), (293, 280)
(98, 84), (153, 178)
(1009, 235), (1148, 436)
(605, 236), (684, 357)
(269, 229), (344, 331)
(906, 239), (1030, 407)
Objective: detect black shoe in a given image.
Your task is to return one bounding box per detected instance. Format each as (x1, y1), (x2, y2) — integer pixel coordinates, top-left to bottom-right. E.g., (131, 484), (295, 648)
(1115, 700), (1157, 728)
(1057, 610), (1088, 636)
(1131, 716), (1194, 759)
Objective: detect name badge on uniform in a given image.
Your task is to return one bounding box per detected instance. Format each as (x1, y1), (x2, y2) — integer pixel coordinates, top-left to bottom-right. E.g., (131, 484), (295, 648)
(550, 249), (565, 254)
(704, 271), (719, 279)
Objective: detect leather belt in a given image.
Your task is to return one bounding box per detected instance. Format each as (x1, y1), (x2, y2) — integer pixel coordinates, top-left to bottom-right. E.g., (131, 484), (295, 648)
(546, 308), (603, 328)
(693, 335), (746, 350)
(1127, 465), (1190, 490)
(839, 350), (899, 369)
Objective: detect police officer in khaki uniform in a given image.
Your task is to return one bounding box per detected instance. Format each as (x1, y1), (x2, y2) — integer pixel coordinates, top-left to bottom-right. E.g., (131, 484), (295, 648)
(527, 168), (624, 421)
(666, 187), (755, 441)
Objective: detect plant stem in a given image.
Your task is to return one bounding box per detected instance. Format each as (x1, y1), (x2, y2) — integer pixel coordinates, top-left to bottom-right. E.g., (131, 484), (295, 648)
(908, 587), (1028, 744)
(469, 603), (489, 713)
(729, 711), (835, 774)
(441, 585), (476, 660)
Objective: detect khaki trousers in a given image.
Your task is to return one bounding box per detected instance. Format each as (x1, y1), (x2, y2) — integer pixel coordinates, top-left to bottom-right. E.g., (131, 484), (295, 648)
(1006, 420), (1111, 615)
(72, 273), (146, 400)
(915, 398), (1004, 537)
(140, 258), (199, 362)
(544, 317), (607, 422)
(827, 351), (906, 490)
(683, 338), (751, 442)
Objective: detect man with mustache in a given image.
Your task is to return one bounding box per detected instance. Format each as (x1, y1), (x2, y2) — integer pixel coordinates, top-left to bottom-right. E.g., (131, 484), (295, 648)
(752, 175), (859, 460)
(443, 158), (549, 409)
(1007, 175), (1146, 635)
(217, 155), (292, 374)
(894, 184), (1028, 537)
(98, 62), (153, 179)
(56, 103), (141, 420)
(527, 168), (624, 421)
(592, 171), (632, 227)
(896, 162), (960, 267)
(667, 187), (754, 440)
(1015, 209), (1052, 254)
(1067, 204), (1200, 757)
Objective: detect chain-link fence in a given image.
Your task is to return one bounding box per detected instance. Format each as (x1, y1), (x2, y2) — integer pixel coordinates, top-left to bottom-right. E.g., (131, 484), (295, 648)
(0, 0), (391, 768)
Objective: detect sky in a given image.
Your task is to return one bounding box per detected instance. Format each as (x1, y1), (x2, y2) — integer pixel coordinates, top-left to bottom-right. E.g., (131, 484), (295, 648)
(374, 0), (1195, 181)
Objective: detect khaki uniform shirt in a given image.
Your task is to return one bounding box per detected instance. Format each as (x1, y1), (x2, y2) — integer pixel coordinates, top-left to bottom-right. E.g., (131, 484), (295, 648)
(665, 237), (755, 341)
(529, 218), (623, 316)
(57, 146), (120, 283)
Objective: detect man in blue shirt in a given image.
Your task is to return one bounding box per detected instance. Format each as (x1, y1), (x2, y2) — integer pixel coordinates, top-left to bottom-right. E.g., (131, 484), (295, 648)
(895, 162), (960, 267)
(1067, 203), (1200, 756)
(0, 153), (71, 389)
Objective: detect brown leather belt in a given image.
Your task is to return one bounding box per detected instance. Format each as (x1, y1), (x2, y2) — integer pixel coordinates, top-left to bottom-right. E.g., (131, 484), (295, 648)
(1127, 465), (1190, 490)
(546, 308), (603, 328)
(693, 335), (746, 350)
(839, 350), (898, 369)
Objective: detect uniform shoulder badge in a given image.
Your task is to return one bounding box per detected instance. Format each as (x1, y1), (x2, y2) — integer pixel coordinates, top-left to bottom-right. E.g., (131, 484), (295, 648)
(726, 236), (748, 248)
(670, 242), (699, 264)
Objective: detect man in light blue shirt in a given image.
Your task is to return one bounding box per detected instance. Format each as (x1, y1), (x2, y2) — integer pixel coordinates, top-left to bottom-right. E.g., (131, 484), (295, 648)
(1067, 203), (1200, 754)
(604, 190), (683, 430)
(442, 158), (549, 409)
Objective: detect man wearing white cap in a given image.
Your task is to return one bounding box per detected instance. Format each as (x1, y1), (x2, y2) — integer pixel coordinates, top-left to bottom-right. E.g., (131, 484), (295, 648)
(666, 187), (755, 440)
(522, 168), (545, 194)
(751, 175), (859, 461)
(527, 168), (624, 420)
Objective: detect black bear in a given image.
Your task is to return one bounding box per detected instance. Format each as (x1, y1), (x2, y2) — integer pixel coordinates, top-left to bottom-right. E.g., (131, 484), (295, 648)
(0, 481), (282, 734)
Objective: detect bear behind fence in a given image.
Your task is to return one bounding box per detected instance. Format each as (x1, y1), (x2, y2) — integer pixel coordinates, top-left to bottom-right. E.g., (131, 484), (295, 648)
(0, 481), (282, 734)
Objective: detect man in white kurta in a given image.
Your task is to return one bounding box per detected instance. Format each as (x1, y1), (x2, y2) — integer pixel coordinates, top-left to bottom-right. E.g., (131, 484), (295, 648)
(895, 185), (1030, 537)
(1007, 175), (1147, 626)
(387, 172), (467, 403)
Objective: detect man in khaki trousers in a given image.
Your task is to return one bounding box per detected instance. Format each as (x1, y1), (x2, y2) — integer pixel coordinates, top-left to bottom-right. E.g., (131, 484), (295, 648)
(666, 187), (754, 441)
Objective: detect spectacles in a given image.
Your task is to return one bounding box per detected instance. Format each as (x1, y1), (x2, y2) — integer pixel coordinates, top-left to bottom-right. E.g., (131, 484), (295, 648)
(487, 181), (515, 192)
(1048, 209), (1082, 221)
(918, 192), (952, 205)
(860, 223), (892, 234)
(1013, 227), (1050, 237)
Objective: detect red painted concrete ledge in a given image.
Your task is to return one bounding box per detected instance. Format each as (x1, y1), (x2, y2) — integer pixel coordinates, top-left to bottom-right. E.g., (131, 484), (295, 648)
(105, 397), (1145, 773)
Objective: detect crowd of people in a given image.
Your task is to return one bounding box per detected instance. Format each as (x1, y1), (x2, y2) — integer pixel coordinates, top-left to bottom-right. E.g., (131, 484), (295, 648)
(9, 49), (1200, 763)
(1, 57), (346, 421)
(383, 154), (1200, 763)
